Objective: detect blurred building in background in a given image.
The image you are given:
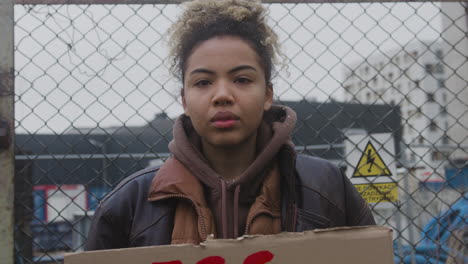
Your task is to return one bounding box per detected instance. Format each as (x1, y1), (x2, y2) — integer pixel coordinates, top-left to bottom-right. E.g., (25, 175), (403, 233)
(342, 41), (456, 181)
(440, 2), (468, 164)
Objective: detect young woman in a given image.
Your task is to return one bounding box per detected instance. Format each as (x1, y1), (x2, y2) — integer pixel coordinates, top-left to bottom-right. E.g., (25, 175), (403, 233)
(85, 0), (375, 250)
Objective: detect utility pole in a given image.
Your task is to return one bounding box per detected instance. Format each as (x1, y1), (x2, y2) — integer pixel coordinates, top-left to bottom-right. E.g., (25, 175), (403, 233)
(0, 0), (15, 262)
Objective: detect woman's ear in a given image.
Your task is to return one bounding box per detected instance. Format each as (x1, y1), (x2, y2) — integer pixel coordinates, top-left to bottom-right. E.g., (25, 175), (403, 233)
(181, 88), (190, 116)
(263, 82), (273, 111)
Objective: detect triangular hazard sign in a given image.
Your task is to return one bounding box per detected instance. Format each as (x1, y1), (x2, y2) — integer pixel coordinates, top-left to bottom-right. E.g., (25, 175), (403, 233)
(352, 141), (392, 177)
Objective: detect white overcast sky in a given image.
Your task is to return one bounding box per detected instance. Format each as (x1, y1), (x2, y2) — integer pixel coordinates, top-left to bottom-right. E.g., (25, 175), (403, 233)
(14, 2), (444, 134)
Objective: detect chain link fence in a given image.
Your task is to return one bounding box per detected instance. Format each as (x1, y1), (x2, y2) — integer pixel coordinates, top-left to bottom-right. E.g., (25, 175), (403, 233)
(5, 0), (467, 263)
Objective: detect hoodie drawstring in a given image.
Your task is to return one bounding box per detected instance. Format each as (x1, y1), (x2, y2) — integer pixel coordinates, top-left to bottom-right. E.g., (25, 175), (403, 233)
(233, 185), (241, 238)
(221, 180), (228, 238)
(221, 180), (241, 239)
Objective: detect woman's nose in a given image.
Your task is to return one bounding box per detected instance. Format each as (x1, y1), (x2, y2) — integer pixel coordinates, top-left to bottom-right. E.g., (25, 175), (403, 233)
(212, 80), (234, 106)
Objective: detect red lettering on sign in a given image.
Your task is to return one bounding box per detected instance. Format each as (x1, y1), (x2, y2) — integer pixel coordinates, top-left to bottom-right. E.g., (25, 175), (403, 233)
(151, 250), (274, 264)
(243, 251), (274, 264)
(196, 256), (225, 264)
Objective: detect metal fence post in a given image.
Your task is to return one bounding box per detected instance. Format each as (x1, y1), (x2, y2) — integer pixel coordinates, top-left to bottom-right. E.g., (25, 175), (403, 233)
(0, 0), (15, 262)
(403, 169), (416, 264)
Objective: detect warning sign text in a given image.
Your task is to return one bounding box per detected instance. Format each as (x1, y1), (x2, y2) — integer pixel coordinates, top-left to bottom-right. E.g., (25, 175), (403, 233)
(354, 183), (398, 203)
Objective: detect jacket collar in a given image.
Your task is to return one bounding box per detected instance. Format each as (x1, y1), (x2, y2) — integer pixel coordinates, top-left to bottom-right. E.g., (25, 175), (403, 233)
(147, 157), (208, 208)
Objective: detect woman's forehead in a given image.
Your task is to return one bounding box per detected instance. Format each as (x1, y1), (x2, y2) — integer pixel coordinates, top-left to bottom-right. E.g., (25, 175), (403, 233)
(185, 36), (264, 74)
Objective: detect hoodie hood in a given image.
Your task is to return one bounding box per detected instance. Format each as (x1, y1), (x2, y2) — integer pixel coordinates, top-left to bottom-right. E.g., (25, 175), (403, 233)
(150, 105), (297, 239)
(168, 105), (296, 200)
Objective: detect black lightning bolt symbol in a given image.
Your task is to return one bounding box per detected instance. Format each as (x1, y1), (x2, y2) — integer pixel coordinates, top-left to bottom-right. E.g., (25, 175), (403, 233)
(366, 149), (375, 173)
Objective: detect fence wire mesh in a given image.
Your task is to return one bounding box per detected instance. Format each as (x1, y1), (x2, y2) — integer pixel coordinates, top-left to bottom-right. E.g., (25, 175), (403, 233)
(10, 1), (468, 264)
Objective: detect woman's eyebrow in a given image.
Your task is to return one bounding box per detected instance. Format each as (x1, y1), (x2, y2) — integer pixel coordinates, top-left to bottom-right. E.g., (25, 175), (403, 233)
(189, 68), (215, 76)
(189, 65), (256, 76)
(229, 65), (257, 73)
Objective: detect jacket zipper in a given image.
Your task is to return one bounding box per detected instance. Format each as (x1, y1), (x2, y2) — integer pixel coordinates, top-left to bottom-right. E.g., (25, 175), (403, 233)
(244, 209), (275, 235)
(149, 194), (208, 240)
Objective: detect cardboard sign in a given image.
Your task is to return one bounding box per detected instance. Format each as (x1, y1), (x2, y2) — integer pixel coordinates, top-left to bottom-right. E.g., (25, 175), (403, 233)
(65, 226), (393, 264)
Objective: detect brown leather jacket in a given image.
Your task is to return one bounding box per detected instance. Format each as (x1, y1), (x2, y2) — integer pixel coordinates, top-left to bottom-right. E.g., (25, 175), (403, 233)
(85, 154), (376, 250)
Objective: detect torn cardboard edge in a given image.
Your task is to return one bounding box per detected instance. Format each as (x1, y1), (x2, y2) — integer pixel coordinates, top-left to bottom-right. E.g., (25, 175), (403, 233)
(66, 226), (394, 264)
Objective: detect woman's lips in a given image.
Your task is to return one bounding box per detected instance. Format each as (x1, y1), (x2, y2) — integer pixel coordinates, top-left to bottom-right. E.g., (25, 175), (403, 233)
(211, 111), (239, 128)
(212, 119), (238, 128)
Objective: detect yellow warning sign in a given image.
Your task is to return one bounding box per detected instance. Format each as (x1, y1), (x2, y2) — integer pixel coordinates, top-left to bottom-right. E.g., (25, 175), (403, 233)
(352, 141), (392, 177)
(354, 183), (398, 203)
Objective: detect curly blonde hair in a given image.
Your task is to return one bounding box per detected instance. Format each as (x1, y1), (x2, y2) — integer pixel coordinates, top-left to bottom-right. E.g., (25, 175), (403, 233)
(167, 0), (283, 83)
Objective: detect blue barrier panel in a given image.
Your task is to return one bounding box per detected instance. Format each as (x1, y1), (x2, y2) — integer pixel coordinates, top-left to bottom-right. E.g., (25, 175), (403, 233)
(445, 168), (468, 189)
(87, 186), (111, 211)
(32, 189), (46, 223)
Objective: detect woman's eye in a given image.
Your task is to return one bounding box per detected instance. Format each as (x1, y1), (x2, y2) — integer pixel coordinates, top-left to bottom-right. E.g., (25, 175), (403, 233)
(194, 79), (211, 87)
(235, 77), (252, 84)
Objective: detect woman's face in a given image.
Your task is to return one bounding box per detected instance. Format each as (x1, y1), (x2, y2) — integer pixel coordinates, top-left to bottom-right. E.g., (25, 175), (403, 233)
(182, 35), (273, 148)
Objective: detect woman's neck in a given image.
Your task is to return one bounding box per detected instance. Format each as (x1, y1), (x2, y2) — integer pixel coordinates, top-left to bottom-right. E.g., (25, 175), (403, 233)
(202, 136), (257, 181)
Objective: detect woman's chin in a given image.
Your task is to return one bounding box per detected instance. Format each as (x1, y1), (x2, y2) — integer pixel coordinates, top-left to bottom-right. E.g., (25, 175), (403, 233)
(206, 138), (243, 148)
(204, 134), (253, 149)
